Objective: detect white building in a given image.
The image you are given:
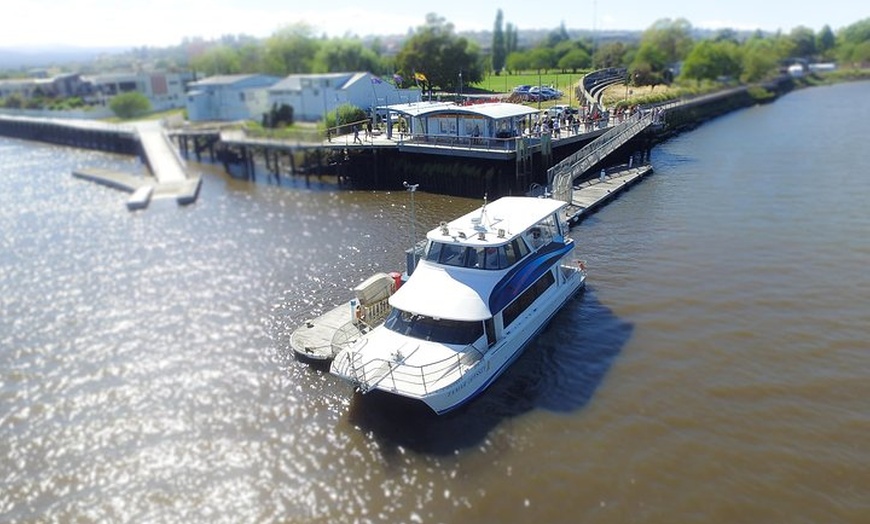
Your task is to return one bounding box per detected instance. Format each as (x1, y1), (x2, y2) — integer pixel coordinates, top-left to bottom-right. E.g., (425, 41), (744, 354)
(87, 72), (194, 111)
(185, 74), (281, 122)
(268, 72), (422, 122)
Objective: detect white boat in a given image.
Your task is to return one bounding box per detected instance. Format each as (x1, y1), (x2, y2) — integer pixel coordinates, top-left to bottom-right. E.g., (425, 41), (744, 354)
(330, 196), (587, 414)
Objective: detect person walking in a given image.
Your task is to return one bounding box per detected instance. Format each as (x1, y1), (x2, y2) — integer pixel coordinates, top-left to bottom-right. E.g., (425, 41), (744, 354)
(353, 125), (362, 144)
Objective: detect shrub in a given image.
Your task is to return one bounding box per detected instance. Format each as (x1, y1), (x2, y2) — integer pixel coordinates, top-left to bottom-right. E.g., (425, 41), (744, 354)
(109, 92), (152, 119)
(324, 103), (367, 135)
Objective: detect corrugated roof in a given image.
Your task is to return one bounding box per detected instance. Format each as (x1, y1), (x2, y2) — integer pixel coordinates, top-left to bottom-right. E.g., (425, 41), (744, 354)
(380, 101), (539, 120)
(189, 74), (277, 87)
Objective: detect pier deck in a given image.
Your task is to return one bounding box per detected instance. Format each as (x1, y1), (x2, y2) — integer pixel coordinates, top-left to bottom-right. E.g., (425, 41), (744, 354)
(291, 301), (371, 363)
(566, 164), (653, 225)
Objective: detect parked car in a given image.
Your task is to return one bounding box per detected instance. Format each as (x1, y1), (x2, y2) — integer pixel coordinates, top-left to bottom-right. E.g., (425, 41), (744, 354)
(528, 85), (563, 101)
(512, 85), (532, 95)
(546, 105), (577, 118)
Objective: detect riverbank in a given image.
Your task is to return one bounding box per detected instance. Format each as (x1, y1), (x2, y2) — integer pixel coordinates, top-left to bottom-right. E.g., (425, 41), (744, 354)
(2, 70), (866, 201)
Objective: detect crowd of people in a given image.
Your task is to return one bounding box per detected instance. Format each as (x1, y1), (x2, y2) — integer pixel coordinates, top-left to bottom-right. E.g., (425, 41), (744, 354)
(523, 103), (648, 139)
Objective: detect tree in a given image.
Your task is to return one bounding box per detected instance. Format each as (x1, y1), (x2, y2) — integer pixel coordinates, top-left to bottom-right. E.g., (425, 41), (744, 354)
(505, 51), (531, 73)
(263, 23), (319, 75)
(325, 103), (366, 134)
(838, 17), (870, 45)
(264, 103), (294, 128)
(630, 18), (693, 86)
(630, 41), (668, 85)
(190, 45), (242, 75)
(816, 25), (836, 58)
(644, 18), (694, 64)
(491, 9), (506, 74)
(313, 39), (381, 73)
(527, 47), (556, 74)
(836, 18), (870, 65)
(109, 92), (151, 119)
(557, 48), (591, 73)
(505, 23), (518, 55)
(395, 14), (483, 92)
(544, 22), (571, 48)
(679, 40), (742, 82)
(595, 41), (630, 68)
(788, 26), (817, 58)
(740, 37), (780, 83)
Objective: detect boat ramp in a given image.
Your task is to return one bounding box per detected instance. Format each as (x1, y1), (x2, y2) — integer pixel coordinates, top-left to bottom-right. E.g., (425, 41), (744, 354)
(75, 121), (201, 210)
(0, 114), (201, 210)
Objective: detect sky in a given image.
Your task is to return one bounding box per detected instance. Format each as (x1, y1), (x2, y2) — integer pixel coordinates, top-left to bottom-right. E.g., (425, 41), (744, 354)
(2, 0), (865, 48)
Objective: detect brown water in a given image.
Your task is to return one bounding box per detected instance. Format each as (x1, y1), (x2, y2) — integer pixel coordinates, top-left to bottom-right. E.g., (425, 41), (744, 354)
(1, 82), (868, 523)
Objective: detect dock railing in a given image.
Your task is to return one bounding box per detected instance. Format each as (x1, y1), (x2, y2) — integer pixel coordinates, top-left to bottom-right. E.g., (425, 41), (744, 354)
(340, 342), (486, 395)
(358, 297), (392, 328)
(548, 110), (655, 203)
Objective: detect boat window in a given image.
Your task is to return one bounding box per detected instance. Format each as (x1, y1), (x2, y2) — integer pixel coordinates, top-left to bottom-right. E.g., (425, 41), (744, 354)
(514, 238), (530, 259)
(424, 241), (443, 262)
(424, 240), (530, 270)
(503, 242), (517, 266)
(384, 309), (484, 345)
(502, 270), (556, 327)
(439, 243), (466, 266)
(484, 247), (500, 269)
(485, 318), (496, 347)
(467, 247), (486, 268)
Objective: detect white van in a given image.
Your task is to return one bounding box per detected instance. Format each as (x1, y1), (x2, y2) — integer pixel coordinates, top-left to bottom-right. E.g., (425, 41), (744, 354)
(546, 105), (577, 119)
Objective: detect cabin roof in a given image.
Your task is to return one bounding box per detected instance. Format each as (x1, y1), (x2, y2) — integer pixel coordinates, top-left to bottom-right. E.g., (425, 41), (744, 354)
(426, 196), (566, 245)
(380, 101), (539, 120)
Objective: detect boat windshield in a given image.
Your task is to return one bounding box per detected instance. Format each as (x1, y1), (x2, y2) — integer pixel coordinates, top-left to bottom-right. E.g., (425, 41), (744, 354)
(384, 308), (484, 345)
(423, 238), (530, 269)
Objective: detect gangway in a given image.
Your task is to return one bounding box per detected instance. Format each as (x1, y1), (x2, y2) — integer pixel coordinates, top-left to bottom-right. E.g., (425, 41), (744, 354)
(134, 121), (201, 205)
(548, 110), (655, 203)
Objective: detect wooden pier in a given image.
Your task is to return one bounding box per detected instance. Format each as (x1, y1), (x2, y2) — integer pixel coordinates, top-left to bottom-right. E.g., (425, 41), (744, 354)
(565, 164), (654, 226)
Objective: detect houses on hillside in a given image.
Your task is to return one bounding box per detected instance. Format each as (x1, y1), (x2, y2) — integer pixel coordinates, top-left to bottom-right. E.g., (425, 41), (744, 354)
(0, 70), (194, 116)
(2, 69), (424, 124)
(266, 72), (421, 122)
(185, 74), (281, 122)
(184, 71), (421, 123)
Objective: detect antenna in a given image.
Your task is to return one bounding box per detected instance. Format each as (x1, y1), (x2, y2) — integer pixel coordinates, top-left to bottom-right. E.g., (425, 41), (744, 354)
(403, 181), (419, 253)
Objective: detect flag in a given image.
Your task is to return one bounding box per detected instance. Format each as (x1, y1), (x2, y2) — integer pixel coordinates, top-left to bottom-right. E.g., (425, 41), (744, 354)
(413, 72), (427, 83)
(370, 75), (383, 84)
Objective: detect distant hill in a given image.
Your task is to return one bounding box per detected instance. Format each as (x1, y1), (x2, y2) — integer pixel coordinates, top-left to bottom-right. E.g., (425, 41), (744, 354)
(0, 45), (129, 69)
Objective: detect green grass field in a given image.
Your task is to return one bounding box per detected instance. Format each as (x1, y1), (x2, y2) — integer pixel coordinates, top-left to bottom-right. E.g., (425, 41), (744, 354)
(472, 71), (593, 95)
(469, 71), (593, 109)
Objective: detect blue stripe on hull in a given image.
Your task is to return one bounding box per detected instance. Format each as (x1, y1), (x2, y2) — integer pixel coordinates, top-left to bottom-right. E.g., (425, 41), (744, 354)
(489, 242), (574, 314)
(430, 276), (585, 415)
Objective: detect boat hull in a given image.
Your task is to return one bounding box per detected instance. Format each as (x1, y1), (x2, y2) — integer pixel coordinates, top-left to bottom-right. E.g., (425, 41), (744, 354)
(418, 271), (585, 414)
(333, 269), (585, 415)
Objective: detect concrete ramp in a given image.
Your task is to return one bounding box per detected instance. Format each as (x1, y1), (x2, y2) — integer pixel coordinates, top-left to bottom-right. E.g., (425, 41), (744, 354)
(72, 122), (201, 210)
(134, 122), (189, 185)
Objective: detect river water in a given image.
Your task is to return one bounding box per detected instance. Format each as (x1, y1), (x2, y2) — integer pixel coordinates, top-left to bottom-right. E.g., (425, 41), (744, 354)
(1, 81), (868, 523)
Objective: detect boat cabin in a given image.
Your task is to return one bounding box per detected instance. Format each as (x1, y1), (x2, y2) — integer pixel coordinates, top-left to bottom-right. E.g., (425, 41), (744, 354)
(420, 198), (565, 270)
